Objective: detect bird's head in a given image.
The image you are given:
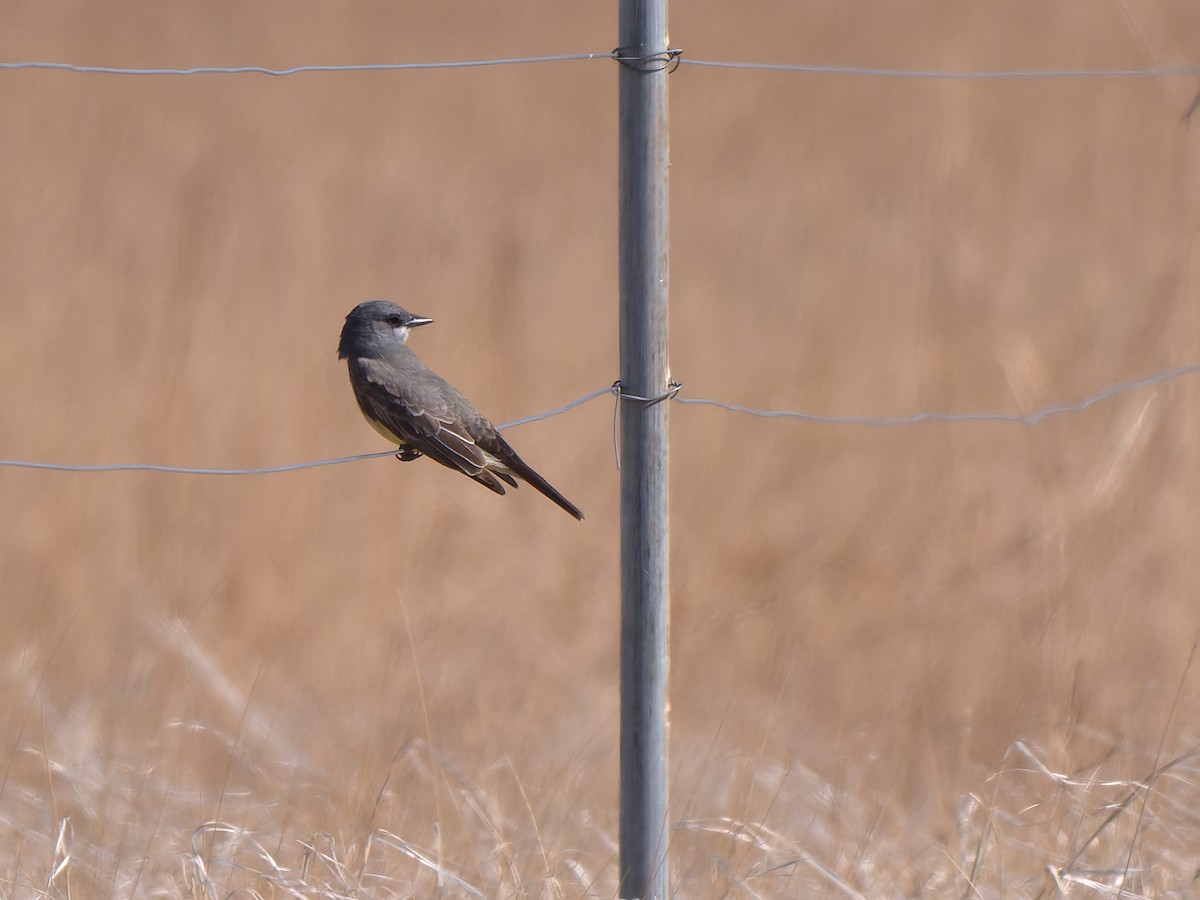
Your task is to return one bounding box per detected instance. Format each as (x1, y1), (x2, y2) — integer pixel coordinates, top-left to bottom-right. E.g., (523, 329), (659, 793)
(338, 300), (433, 359)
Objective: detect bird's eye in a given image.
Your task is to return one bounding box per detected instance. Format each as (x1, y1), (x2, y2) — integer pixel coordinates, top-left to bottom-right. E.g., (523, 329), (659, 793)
(385, 315), (402, 328)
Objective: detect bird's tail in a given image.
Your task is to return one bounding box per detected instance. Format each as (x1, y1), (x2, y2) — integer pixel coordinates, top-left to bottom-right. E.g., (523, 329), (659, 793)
(494, 441), (585, 521)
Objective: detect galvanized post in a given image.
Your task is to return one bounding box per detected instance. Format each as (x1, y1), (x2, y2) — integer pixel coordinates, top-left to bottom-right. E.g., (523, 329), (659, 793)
(617, 0), (671, 896)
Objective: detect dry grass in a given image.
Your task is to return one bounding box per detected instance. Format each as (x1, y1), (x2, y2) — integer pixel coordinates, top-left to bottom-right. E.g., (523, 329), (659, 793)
(4, 1), (1200, 896)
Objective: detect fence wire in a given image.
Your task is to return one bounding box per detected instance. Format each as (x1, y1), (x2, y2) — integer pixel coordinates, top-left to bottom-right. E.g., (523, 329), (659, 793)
(2, 46), (1197, 475)
(1, 364), (1196, 476)
(0, 54), (608, 76)
(4, 55), (1200, 80)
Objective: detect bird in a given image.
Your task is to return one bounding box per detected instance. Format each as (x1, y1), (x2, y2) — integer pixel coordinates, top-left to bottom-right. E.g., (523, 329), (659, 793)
(338, 300), (584, 520)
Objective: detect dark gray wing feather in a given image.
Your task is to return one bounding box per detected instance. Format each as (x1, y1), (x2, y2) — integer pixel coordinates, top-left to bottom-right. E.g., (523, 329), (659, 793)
(348, 352), (584, 518)
(351, 357), (510, 495)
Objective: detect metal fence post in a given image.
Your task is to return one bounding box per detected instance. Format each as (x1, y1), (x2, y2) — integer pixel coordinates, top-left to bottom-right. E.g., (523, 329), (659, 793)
(617, 0), (671, 896)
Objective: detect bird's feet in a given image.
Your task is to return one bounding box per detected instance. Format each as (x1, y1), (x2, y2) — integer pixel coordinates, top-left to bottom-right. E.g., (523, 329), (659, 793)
(396, 447), (423, 462)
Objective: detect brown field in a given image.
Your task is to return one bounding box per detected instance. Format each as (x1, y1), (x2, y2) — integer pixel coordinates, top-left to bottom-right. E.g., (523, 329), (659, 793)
(4, 2), (1200, 896)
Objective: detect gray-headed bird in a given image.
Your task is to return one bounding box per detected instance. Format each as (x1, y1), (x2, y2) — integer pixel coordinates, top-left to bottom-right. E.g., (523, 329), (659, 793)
(338, 300), (584, 520)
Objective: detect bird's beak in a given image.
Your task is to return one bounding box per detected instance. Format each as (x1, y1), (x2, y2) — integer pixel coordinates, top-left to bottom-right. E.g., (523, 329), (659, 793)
(409, 316), (434, 327)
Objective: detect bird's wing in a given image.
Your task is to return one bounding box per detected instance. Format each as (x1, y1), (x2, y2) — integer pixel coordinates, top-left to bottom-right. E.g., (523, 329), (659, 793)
(352, 358), (511, 493)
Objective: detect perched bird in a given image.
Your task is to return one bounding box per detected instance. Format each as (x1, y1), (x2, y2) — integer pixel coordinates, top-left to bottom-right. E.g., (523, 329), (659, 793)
(338, 300), (584, 520)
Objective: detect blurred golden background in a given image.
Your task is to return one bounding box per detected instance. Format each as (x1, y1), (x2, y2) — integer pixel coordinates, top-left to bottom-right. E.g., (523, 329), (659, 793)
(3, 1), (1200, 895)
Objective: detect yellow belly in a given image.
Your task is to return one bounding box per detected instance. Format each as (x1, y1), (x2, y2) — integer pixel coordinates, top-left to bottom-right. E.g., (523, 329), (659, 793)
(364, 413), (404, 446)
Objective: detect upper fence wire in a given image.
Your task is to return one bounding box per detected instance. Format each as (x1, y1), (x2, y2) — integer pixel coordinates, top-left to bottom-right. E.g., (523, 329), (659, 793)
(4, 54), (1200, 79)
